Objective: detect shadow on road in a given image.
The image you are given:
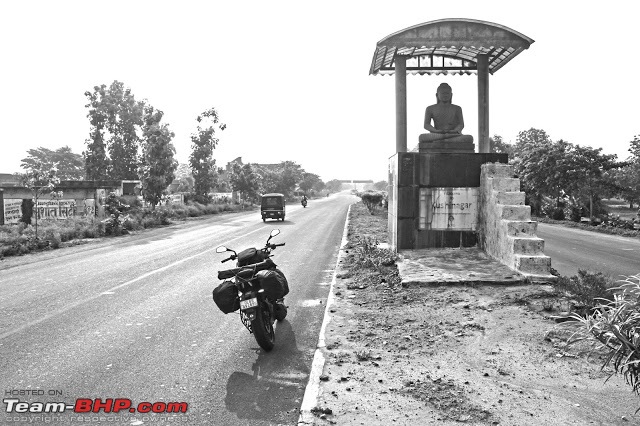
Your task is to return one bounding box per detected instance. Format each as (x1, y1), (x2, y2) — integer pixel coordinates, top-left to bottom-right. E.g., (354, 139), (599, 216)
(224, 320), (309, 423)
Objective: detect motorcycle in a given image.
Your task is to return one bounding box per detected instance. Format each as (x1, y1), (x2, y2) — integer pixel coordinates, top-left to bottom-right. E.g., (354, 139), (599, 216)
(301, 198), (307, 208)
(214, 230), (289, 351)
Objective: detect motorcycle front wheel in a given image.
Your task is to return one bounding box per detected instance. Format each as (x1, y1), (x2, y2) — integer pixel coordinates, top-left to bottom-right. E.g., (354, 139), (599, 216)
(251, 302), (275, 351)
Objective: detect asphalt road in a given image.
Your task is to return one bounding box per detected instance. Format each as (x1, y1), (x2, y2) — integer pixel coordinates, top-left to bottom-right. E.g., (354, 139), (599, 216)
(0, 192), (357, 426)
(537, 222), (640, 280)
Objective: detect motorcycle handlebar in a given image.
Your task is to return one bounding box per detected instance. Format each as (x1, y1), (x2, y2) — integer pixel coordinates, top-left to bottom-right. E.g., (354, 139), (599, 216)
(217, 258), (275, 280)
(221, 257), (233, 263)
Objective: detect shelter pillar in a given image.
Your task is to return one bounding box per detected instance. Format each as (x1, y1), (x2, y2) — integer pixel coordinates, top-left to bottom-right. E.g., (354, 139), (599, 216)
(395, 55), (407, 153)
(477, 53), (489, 153)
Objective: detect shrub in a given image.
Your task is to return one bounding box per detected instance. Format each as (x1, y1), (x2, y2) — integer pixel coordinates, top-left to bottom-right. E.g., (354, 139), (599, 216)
(42, 229), (61, 249)
(352, 236), (397, 271)
(0, 200), (250, 258)
(187, 204), (201, 217)
(358, 191), (386, 214)
(554, 269), (614, 310)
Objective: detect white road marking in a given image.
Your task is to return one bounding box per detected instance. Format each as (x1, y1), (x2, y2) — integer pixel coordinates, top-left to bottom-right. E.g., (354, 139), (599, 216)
(0, 227), (267, 340)
(298, 204), (351, 424)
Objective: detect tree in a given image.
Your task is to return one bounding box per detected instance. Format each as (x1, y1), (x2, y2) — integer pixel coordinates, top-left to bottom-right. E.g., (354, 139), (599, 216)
(139, 106), (178, 208)
(18, 161), (62, 239)
(229, 163), (260, 203)
(514, 128), (553, 151)
(628, 134), (640, 161)
(299, 172), (322, 194)
(84, 81), (144, 180)
(172, 163), (194, 193)
(275, 161), (304, 196)
(84, 85), (110, 180)
(490, 134), (514, 158)
(612, 137), (640, 208)
(564, 144), (619, 219)
(513, 130), (566, 214)
(189, 107), (226, 202)
(610, 135), (640, 208)
(21, 146), (84, 180)
(255, 168), (280, 195)
(511, 128), (622, 219)
(326, 179), (344, 193)
(312, 179), (326, 193)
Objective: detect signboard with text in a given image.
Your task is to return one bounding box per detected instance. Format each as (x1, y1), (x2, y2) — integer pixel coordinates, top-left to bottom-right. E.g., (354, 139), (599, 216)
(419, 187), (478, 231)
(4, 199), (23, 225)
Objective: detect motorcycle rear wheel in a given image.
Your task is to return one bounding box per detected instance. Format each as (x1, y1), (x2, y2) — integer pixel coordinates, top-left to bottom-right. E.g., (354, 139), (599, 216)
(251, 302), (275, 351)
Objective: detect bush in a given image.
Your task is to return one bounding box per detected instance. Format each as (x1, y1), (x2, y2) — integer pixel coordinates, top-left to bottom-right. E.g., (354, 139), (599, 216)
(358, 191), (386, 214)
(352, 236), (397, 271)
(554, 269), (614, 310)
(42, 229), (61, 249)
(0, 200), (251, 258)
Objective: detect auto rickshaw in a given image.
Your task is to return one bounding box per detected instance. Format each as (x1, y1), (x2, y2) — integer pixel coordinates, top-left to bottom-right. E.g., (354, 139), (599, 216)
(261, 193), (285, 222)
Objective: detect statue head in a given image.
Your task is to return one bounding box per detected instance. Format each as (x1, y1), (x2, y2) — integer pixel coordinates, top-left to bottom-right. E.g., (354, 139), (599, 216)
(436, 83), (453, 104)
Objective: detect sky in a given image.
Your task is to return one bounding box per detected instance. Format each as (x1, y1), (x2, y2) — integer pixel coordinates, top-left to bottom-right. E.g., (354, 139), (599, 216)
(1, 1), (639, 183)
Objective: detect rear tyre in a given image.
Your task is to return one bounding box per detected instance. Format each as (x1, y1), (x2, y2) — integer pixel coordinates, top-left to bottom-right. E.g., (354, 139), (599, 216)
(251, 302), (275, 351)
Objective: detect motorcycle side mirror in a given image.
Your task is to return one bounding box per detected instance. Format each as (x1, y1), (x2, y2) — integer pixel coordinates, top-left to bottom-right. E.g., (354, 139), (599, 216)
(216, 246), (228, 253)
(270, 229), (280, 238)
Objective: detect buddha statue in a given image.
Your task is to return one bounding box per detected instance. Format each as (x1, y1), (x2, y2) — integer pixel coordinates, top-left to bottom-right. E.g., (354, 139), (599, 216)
(419, 83), (474, 144)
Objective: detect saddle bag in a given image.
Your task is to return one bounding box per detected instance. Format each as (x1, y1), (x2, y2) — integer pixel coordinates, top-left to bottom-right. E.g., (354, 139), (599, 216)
(212, 280), (240, 314)
(256, 269), (289, 300)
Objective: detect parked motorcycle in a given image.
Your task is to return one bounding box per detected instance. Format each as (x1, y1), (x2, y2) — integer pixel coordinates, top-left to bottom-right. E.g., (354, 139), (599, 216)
(213, 230), (289, 351)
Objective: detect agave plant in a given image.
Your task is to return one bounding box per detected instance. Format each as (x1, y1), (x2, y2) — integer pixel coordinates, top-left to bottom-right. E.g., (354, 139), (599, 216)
(562, 274), (640, 400)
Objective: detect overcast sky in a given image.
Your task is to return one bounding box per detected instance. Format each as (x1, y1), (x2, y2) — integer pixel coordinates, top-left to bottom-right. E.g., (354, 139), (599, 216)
(1, 1), (638, 182)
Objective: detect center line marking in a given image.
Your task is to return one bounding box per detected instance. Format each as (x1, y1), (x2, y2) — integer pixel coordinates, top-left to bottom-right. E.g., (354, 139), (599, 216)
(0, 227), (266, 340)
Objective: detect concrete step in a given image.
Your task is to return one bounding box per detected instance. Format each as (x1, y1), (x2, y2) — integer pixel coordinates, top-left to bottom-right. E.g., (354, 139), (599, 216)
(498, 204), (532, 221)
(505, 220), (538, 237)
(482, 163), (514, 178)
(487, 177), (521, 192)
(494, 191), (525, 206)
(510, 236), (544, 255)
(514, 254), (551, 276)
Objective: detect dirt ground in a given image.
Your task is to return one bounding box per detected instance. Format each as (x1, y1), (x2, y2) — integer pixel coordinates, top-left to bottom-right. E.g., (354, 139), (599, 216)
(308, 203), (640, 426)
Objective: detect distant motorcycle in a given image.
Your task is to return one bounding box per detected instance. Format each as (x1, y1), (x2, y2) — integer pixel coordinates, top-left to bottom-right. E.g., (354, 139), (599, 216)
(301, 198), (307, 208)
(213, 230), (289, 351)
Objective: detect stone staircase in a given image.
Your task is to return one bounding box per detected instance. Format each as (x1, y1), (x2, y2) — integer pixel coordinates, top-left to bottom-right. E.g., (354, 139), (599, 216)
(479, 163), (554, 281)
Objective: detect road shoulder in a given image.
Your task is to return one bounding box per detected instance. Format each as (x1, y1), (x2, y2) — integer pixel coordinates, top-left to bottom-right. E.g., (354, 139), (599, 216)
(301, 203), (640, 425)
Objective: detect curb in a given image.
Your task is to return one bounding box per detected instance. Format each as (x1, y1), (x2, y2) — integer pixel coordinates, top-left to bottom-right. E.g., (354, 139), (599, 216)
(297, 204), (352, 425)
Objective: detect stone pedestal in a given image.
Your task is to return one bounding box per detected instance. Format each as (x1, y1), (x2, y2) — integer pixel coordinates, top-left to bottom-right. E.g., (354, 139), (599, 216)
(419, 141), (475, 154)
(388, 151), (508, 250)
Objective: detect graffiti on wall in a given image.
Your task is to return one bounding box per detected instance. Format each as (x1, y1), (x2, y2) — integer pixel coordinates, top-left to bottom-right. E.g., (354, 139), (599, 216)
(35, 199), (77, 220)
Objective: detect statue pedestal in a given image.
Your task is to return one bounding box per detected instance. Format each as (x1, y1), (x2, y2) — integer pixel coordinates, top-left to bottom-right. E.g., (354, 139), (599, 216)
(388, 152), (508, 250)
(419, 141), (475, 153)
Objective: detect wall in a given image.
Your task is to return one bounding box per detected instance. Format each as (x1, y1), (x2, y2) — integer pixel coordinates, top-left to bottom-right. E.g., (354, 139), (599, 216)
(1, 181), (121, 224)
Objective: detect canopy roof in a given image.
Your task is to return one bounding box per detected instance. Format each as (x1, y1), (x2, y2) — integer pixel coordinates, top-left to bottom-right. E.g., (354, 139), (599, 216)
(370, 18), (534, 76)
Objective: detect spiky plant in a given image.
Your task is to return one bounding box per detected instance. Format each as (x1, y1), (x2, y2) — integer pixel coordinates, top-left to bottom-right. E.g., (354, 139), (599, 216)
(563, 274), (640, 400)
